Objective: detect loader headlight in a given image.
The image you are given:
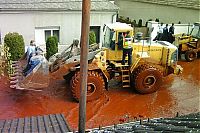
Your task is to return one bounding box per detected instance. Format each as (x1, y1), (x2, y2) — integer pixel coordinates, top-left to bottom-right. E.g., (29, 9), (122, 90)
(193, 38), (198, 42)
(101, 51), (104, 56)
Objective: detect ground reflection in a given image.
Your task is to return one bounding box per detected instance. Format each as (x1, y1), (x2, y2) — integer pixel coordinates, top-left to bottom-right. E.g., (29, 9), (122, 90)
(0, 60), (199, 130)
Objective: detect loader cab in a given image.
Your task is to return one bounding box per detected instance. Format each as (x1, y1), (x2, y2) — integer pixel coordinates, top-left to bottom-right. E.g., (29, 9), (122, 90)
(190, 22), (200, 39)
(189, 22), (200, 48)
(103, 23), (134, 50)
(103, 22), (134, 60)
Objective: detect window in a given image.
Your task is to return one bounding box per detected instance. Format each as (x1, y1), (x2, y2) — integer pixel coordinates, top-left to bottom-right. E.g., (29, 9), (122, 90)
(45, 30), (60, 42)
(45, 30), (51, 41)
(90, 26), (100, 44)
(35, 26), (60, 47)
(53, 30), (59, 41)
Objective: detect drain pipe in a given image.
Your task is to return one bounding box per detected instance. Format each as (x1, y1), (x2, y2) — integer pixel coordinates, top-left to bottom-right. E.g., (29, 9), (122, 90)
(78, 0), (91, 133)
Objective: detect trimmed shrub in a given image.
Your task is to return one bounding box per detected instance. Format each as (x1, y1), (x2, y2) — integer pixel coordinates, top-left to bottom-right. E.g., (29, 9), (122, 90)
(46, 36), (58, 60)
(4, 32), (25, 61)
(155, 18), (160, 22)
(117, 16), (126, 23)
(138, 19), (143, 27)
(89, 31), (96, 45)
(132, 20), (137, 27)
(117, 16), (138, 27)
(117, 16), (131, 25)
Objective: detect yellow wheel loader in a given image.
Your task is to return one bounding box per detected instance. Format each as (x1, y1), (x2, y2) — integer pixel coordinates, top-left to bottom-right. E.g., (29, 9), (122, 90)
(175, 22), (200, 62)
(10, 22), (183, 102)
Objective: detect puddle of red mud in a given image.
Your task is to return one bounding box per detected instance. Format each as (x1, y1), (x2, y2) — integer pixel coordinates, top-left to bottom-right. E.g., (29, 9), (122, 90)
(0, 60), (199, 130)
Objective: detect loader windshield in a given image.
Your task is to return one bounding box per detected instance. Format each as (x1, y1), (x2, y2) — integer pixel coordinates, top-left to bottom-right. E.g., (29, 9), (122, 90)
(104, 27), (113, 49)
(190, 24), (200, 39)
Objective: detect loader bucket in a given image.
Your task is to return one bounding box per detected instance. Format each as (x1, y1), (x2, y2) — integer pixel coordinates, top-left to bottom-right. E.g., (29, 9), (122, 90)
(10, 59), (49, 91)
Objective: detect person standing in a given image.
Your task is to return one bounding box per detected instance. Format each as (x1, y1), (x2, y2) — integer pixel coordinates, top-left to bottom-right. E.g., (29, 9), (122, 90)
(153, 22), (164, 41)
(22, 40), (36, 73)
(25, 40), (36, 61)
(169, 23), (175, 34)
(162, 24), (169, 41)
(122, 31), (132, 65)
(71, 39), (80, 56)
(23, 47), (46, 76)
(20, 40), (36, 61)
(169, 23), (175, 43)
(158, 22), (164, 40)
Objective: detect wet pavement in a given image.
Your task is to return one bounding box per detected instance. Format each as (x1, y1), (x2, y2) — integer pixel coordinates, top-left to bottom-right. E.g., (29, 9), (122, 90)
(0, 59), (199, 130)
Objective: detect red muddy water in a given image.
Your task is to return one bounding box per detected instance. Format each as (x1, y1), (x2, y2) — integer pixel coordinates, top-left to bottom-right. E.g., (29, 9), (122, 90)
(0, 60), (199, 130)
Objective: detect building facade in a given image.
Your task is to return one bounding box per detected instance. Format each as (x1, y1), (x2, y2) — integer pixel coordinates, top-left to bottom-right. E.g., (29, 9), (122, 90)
(0, 0), (119, 52)
(114, 0), (200, 25)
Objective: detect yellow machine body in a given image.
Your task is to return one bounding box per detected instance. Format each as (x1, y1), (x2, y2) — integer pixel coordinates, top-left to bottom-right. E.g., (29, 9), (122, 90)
(175, 22), (200, 61)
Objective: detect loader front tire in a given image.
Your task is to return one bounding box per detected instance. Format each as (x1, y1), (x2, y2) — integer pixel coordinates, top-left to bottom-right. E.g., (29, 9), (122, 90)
(185, 50), (197, 62)
(133, 65), (163, 94)
(70, 71), (105, 102)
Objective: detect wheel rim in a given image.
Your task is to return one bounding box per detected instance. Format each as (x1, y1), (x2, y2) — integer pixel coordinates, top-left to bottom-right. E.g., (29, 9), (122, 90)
(189, 53), (195, 59)
(143, 75), (156, 87)
(87, 83), (96, 96)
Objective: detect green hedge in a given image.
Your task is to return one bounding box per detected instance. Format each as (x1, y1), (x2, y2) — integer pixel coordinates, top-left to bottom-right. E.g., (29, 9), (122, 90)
(89, 31), (96, 45)
(4, 32), (25, 61)
(46, 36), (58, 60)
(117, 16), (138, 27)
(138, 19), (143, 27)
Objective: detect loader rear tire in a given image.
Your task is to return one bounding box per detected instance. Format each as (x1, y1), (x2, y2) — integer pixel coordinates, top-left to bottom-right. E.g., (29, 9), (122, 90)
(133, 64), (163, 94)
(185, 50), (197, 62)
(70, 71), (105, 102)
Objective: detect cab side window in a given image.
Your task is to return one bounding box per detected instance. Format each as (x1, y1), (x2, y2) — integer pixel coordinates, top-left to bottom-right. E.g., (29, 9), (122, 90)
(110, 29), (116, 50)
(118, 32), (123, 50)
(104, 28), (111, 48)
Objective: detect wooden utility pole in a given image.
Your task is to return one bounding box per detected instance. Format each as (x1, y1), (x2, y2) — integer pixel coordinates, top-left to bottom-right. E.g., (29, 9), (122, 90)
(78, 0), (91, 132)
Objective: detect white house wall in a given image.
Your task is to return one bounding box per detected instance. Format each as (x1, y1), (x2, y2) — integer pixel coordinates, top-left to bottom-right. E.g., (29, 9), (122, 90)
(115, 1), (200, 25)
(0, 12), (35, 46)
(0, 11), (116, 52)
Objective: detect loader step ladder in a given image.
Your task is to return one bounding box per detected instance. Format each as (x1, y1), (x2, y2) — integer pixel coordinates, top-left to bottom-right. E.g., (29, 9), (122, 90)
(121, 67), (130, 88)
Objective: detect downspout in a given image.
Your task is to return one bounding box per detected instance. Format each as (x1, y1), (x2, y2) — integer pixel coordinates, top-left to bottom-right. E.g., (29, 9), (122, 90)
(110, 0), (118, 23)
(112, 10), (118, 23)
